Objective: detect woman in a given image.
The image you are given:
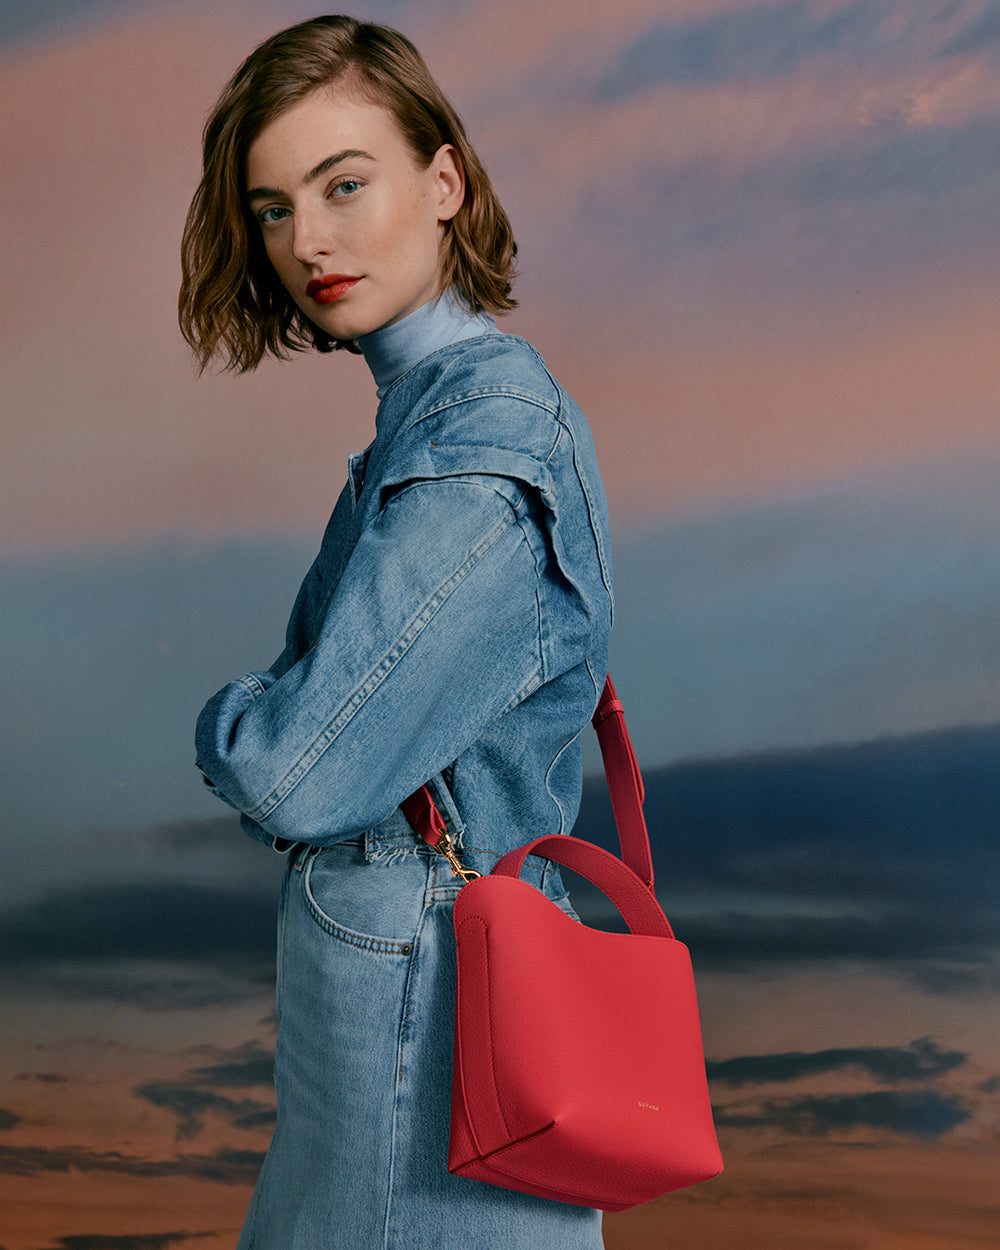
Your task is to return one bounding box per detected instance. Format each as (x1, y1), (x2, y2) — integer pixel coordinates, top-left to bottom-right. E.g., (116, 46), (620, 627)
(181, 16), (612, 1250)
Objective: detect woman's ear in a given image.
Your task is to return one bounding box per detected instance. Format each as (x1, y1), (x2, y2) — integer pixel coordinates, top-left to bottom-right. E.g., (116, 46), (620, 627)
(431, 144), (465, 223)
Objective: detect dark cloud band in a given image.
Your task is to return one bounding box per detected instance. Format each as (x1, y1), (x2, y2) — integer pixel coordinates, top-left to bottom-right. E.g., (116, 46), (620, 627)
(1, 723), (997, 999)
(707, 1038), (967, 1087)
(0, 1142), (264, 1184)
(714, 1089), (972, 1138)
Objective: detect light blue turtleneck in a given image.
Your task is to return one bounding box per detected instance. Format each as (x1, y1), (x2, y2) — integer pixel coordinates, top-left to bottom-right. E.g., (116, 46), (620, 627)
(356, 291), (497, 397)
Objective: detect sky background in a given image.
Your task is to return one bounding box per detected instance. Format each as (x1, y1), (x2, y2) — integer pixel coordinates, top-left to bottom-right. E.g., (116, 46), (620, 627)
(2, 1), (1000, 1247)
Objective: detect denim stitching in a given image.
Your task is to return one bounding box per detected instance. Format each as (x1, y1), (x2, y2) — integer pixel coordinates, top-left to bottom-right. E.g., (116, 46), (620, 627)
(496, 669), (542, 718)
(414, 385), (560, 422)
(533, 354), (614, 608)
(302, 856), (418, 955)
(237, 672), (270, 698)
(394, 897), (429, 1080)
(376, 329), (501, 402)
(382, 898), (426, 1250)
(375, 332), (560, 405)
(543, 732), (582, 838)
(247, 507), (516, 822)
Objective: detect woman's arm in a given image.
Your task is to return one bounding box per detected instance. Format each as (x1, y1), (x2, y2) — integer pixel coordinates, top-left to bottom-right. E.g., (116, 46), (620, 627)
(195, 476), (562, 847)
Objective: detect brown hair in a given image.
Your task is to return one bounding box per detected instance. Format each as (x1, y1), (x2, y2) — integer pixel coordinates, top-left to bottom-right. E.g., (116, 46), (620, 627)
(179, 15), (518, 372)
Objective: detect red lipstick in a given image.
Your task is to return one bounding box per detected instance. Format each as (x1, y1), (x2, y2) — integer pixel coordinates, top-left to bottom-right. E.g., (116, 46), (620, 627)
(306, 274), (361, 305)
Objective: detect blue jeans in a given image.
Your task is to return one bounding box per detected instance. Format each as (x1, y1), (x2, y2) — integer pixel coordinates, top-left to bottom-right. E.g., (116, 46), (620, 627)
(237, 828), (604, 1249)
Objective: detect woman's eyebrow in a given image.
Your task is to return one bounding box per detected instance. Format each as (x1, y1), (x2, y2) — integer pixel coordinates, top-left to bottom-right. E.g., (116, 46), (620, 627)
(246, 148), (376, 202)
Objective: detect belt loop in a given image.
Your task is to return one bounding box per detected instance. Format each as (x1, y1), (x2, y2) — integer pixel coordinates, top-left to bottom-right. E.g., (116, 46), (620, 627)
(293, 844), (316, 872)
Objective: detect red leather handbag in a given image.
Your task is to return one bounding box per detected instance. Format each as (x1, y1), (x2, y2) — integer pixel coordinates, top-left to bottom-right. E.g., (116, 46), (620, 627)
(403, 677), (723, 1211)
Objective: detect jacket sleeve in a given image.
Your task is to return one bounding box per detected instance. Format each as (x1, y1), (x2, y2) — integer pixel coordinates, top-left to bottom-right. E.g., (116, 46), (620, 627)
(194, 476), (554, 848)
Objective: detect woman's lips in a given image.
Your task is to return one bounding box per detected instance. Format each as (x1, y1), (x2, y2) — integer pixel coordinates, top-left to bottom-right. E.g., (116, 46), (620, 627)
(306, 275), (361, 305)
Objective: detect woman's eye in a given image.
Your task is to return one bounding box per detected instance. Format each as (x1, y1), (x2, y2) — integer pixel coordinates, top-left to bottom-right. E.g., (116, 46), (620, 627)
(259, 206), (290, 226)
(332, 179), (363, 197)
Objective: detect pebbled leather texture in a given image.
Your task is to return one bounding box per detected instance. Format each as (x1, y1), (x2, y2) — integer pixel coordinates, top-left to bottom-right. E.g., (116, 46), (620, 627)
(448, 869), (723, 1209)
(410, 676), (723, 1211)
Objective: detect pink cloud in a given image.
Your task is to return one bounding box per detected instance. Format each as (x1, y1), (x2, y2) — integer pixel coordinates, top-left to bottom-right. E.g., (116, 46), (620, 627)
(3, 2), (1000, 553)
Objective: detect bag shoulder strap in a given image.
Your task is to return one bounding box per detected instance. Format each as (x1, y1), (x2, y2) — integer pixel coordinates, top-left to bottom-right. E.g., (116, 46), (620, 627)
(401, 674), (654, 891)
(591, 675), (654, 889)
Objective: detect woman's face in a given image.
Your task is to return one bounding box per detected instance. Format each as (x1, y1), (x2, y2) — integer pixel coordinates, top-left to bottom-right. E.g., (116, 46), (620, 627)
(246, 84), (464, 341)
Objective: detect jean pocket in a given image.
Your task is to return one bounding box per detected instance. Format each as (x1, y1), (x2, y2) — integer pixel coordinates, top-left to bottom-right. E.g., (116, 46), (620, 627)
(302, 841), (426, 952)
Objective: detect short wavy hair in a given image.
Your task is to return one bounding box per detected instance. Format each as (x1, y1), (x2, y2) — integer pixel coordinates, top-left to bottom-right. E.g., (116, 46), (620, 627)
(179, 15), (518, 372)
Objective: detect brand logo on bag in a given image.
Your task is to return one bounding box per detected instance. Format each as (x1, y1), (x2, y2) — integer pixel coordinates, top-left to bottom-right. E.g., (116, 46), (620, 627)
(638, 1101), (660, 1111)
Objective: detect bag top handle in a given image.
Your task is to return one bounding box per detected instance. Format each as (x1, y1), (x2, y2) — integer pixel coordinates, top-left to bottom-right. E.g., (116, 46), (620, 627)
(402, 675), (655, 891)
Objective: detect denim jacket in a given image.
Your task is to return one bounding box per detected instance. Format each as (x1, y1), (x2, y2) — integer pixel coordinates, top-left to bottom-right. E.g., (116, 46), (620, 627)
(195, 327), (613, 874)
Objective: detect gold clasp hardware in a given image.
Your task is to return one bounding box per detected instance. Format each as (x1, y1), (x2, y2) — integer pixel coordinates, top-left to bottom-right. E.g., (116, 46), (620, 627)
(432, 827), (481, 884)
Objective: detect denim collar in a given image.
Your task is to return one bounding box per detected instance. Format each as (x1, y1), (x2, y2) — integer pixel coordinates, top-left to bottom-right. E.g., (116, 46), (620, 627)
(357, 290), (497, 398)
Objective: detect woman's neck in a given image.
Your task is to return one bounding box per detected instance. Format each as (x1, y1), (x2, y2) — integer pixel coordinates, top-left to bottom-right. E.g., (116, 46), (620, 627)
(356, 290), (497, 396)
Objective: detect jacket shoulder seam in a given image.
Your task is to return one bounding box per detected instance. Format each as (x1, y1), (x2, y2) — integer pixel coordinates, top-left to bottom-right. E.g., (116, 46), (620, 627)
(414, 385), (560, 424)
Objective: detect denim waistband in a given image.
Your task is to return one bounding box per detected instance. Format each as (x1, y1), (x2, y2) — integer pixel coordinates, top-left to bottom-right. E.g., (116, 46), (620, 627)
(289, 805), (564, 900)
(360, 812), (564, 899)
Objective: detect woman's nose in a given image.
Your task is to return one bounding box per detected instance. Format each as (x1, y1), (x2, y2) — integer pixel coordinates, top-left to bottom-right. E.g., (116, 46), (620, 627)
(291, 209), (333, 264)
